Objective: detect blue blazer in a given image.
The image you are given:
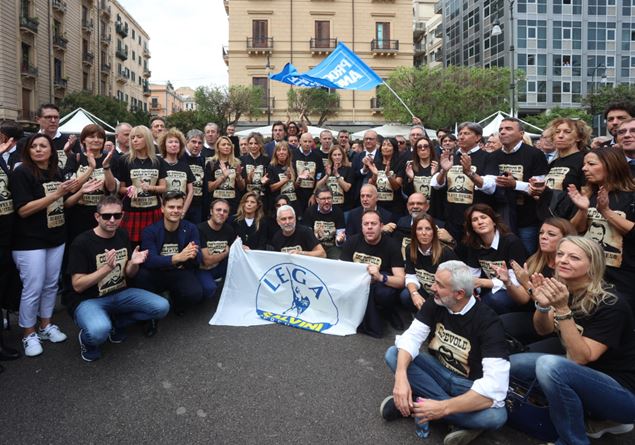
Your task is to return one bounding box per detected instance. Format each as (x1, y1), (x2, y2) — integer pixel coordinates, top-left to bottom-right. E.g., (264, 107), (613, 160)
(141, 219), (202, 270)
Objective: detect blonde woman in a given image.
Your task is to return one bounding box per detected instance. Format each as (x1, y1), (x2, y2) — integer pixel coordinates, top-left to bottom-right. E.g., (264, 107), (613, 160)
(206, 135), (245, 214)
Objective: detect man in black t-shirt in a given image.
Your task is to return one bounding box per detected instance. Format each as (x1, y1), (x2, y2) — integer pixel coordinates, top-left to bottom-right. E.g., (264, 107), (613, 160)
(197, 199), (236, 298)
(66, 196), (169, 362)
(381, 260), (509, 445)
(271, 205), (326, 257)
(302, 186), (346, 259)
(341, 210), (405, 338)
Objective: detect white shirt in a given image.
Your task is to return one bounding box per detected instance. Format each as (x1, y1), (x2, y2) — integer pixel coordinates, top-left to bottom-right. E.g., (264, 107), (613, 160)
(430, 146), (496, 194)
(468, 230), (519, 293)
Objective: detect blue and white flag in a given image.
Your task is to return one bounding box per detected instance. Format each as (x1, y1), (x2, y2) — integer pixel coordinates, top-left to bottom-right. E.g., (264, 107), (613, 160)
(269, 42), (383, 91)
(209, 238), (370, 336)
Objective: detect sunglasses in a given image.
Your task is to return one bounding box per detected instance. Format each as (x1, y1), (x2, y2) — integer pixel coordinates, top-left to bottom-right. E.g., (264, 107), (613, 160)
(99, 212), (124, 220)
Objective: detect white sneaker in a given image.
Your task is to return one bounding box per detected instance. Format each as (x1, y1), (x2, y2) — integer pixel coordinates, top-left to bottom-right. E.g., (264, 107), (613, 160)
(586, 419), (634, 438)
(38, 324), (68, 343)
(23, 333), (43, 357)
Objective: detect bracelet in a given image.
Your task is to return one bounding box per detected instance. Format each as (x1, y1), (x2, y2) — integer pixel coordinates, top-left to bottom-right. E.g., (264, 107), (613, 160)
(381, 273), (388, 284)
(554, 310), (573, 321)
(534, 301), (552, 313)
(103, 166), (111, 170)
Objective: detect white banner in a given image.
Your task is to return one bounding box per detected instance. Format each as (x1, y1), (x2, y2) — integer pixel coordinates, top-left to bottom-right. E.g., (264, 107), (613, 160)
(209, 238), (370, 336)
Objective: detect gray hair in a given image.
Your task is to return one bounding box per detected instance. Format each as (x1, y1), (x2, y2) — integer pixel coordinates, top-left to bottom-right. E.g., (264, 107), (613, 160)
(458, 122), (483, 137)
(186, 129), (204, 141)
(276, 204), (296, 219)
(115, 122), (132, 133)
(410, 125), (425, 134)
(437, 260), (474, 296)
(204, 122), (219, 131)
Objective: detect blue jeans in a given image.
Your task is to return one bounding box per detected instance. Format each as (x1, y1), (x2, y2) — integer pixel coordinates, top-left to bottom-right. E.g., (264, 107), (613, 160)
(510, 353), (635, 445)
(74, 288), (170, 346)
(480, 288), (519, 315)
(384, 346), (507, 430)
(517, 225), (538, 255)
(195, 266), (224, 299)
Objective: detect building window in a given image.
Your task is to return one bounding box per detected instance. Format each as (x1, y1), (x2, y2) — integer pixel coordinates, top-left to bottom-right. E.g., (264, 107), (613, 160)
(252, 77), (268, 107)
(252, 20), (268, 47)
(132, 29), (135, 39)
(527, 26), (537, 39)
(151, 97), (158, 108)
(375, 22), (391, 48)
(607, 29), (615, 41)
(562, 27), (572, 39)
(528, 54), (536, 65)
(314, 20), (330, 47)
(527, 81), (536, 92)
(562, 81), (571, 93)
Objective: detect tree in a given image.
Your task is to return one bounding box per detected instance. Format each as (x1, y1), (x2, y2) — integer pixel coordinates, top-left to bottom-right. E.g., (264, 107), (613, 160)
(194, 85), (262, 131)
(377, 66), (517, 129)
(166, 111), (210, 134)
(581, 84), (635, 116)
(522, 107), (592, 130)
(287, 88), (340, 126)
(58, 91), (149, 127)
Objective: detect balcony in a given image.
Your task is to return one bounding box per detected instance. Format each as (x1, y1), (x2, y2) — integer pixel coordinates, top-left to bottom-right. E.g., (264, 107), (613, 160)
(82, 18), (94, 33)
(116, 70), (128, 84)
(52, 0), (67, 13)
(371, 39), (399, 55)
(18, 111), (38, 122)
(54, 77), (68, 89)
(143, 67), (151, 78)
(101, 33), (111, 45)
(143, 46), (151, 58)
(100, 0), (111, 17)
(414, 42), (425, 55)
(222, 46), (228, 66)
(370, 97), (382, 112)
(247, 37), (273, 54)
(82, 51), (95, 66)
(19, 15), (39, 34)
(21, 63), (38, 79)
(434, 1), (442, 14)
(101, 62), (111, 73)
(310, 38), (337, 54)
(115, 46), (128, 60)
(414, 21), (426, 38)
(52, 34), (68, 51)
(143, 81), (151, 97)
(115, 21), (128, 37)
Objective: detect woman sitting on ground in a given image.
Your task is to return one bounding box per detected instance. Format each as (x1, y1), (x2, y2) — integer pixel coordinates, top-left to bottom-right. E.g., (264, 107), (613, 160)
(509, 236), (635, 443)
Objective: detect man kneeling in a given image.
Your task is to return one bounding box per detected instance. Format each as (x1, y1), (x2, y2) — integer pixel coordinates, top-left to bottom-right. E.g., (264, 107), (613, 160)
(382, 260), (509, 445)
(66, 196), (170, 362)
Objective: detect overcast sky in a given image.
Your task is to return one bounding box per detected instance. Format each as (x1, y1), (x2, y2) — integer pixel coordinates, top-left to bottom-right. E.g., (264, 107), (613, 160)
(118, 0), (229, 89)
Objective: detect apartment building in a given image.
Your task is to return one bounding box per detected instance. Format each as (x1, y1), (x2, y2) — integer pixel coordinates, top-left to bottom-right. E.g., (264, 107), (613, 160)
(436, 0), (635, 114)
(148, 81), (184, 117)
(413, 1), (442, 68)
(225, 0), (413, 127)
(0, 0), (151, 124)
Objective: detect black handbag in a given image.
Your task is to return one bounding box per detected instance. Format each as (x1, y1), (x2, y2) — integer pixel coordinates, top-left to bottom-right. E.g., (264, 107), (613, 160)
(506, 377), (558, 442)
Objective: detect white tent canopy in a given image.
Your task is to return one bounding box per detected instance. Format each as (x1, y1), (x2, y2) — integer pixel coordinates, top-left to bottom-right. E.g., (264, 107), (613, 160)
(351, 123), (437, 140)
(58, 107), (116, 135)
(478, 111), (543, 138)
(235, 125), (335, 138)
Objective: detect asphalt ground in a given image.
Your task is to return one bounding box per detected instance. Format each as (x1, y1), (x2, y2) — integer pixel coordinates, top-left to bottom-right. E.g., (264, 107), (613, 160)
(0, 297), (632, 445)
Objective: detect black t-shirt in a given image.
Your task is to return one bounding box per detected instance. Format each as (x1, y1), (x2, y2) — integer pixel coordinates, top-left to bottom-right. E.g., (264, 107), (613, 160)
(302, 206), (345, 248)
(164, 157), (195, 195)
(340, 234), (403, 273)
(197, 221), (236, 267)
(416, 297), (509, 379)
(324, 165), (354, 211)
(66, 228), (131, 308)
(232, 217), (269, 250)
(241, 154), (270, 196)
(541, 150), (586, 219)
(405, 247), (459, 296)
(64, 152), (110, 208)
(373, 156), (404, 215)
(464, 232), (528, 280)
(267, 164), (297, 202)
(400, 163), (434, 199)
(271, 225), (320, 253)
(186, 154), (206, 204)
(206, 160), (241, 210)
(564, 295), (635, 392)
(292, 148), (324, 190)
(10, 165), (66, 249)
(0, 159), (14, 247)
(490, 144), (549, 227)
(117, 155), (167, 211)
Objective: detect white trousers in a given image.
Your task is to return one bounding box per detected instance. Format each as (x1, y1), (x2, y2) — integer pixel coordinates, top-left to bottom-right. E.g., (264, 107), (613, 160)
(12, 244), (65, 329)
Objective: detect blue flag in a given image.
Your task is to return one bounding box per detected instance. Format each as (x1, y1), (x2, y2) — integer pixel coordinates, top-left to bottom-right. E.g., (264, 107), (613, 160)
(269, 42), (383, 91)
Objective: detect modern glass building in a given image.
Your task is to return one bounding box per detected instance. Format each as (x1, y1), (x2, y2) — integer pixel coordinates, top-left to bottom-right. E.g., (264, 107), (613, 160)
(436, 0), (634, 115)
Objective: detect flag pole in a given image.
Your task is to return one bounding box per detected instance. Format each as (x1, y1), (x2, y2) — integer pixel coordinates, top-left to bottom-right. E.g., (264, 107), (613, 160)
(382, 81), (415, 119)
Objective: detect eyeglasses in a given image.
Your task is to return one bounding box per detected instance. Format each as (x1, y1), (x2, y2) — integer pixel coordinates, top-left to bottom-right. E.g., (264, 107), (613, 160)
(41, 115), (60, 120)
(317, 196), (332, 201)
(99, 213), (124, 220)
(397, 140), (406, 145)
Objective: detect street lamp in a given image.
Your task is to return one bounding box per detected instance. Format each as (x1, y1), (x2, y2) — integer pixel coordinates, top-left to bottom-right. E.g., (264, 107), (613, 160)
(590, 63), (608, 135)
(491, 0), (516, 117)
(265, 54), (272, 125)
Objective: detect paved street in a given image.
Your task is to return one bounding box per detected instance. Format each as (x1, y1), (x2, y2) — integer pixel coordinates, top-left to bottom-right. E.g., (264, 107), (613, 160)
(1, 298), (632, 445)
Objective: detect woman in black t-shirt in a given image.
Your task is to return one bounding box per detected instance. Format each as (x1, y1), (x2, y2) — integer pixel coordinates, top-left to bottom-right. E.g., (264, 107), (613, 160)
(510, 236), (635, 444)
(267, 141), (299, 215)
(10, 134), (80, 357)
(401, 213), (457, 312)
(117, 125), (167, 245)
(569, 146), (635, 311)
(462, 203), (528, 314)
(401, 136), (438, 200)
(159, 128), (195, 216)
(315, 145), (353, 212)
(367, 137), (404, 219)
(241, 132), (270, 202)
(207, 136), (245, 215)
(232, 191), (268, 250)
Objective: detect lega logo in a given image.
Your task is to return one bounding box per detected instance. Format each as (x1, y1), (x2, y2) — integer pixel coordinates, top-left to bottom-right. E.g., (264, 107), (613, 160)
(256, 263), (339, 333)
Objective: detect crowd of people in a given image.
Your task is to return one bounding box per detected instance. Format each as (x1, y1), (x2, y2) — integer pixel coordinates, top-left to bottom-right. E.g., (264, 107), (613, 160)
(1, 101), (635, 445)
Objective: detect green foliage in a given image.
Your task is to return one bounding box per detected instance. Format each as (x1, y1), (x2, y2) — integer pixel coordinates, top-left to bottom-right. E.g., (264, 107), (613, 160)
(523, 107), (592, 129)
(58, 91), (150, 128)
(166, 111), (210, 133)
(194, 85), (262, 131)
(581, 84), (635, 115)
(287, 88), (340, 126)
(378, 66), (518, 129)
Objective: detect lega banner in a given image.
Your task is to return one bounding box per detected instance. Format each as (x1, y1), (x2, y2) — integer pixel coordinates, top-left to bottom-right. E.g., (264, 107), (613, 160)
(209, 238), (370, 336)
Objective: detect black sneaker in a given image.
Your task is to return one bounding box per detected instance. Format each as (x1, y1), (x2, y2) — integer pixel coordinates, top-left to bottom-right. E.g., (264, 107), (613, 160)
(78, 329), (101, 362)
(108, 327), (128, 344)
(380, 395), (403, 421)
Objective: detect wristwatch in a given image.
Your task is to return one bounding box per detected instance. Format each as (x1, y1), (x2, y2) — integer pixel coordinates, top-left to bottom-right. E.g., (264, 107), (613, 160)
(554, 311), (574, 321)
